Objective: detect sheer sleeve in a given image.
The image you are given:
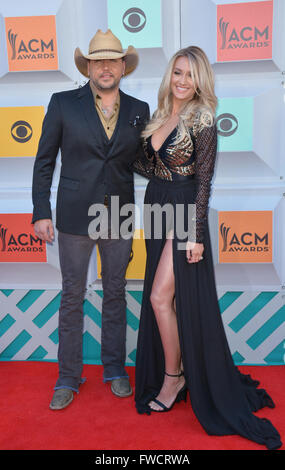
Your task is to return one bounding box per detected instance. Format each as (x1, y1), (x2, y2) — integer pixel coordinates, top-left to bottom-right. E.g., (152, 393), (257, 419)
(194, 122), (217, 243)
(133, 138), (155, 180)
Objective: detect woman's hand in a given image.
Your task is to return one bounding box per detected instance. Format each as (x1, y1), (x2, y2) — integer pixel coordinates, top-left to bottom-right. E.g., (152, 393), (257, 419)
(186, 241), (204, 263)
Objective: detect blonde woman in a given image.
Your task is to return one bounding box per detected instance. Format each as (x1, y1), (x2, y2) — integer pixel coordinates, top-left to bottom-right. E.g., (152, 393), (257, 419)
(134, 47), (281, 450)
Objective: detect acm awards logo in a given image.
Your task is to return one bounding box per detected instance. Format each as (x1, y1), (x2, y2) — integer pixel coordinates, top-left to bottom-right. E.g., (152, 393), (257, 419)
(7, 28), (55, 62)
(218, 17), (270, 51)
(220, 222), (269, 254)
(122, 7), (146, 32)
(0, 223), (44, 254)
(0, 214), (47, 262)
(5, 16), (58, 71)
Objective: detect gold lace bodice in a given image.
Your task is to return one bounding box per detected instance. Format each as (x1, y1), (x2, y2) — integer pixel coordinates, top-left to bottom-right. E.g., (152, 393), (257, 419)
(133, 112), (218, 243)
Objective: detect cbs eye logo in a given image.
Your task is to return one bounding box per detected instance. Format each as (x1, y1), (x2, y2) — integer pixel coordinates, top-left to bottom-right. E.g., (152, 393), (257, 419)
(122, 7), (146, 33)
(11, 120), (33, 143)
(216, 113), (238, 137)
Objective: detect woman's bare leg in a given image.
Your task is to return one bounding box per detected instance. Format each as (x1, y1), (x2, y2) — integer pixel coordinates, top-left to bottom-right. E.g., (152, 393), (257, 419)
(149, 238), (185, 410)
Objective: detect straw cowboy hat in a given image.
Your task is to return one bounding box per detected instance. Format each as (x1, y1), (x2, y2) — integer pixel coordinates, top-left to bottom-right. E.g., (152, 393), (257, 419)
(74, 29), (138, 77)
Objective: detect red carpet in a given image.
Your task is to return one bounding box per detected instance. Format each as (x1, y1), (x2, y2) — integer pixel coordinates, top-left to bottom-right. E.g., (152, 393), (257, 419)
(0, 361), (283, 451)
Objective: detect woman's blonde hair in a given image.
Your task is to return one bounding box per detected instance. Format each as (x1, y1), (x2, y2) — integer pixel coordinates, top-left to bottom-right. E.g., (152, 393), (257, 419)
(142, 46), (217, 143)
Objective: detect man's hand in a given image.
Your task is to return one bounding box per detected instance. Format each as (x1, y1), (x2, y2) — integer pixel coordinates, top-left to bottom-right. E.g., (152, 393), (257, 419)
(34, 219), (55, 243)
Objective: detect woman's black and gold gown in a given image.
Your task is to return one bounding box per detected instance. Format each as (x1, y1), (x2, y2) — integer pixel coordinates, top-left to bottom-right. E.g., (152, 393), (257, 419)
(133, 112), (282, 450)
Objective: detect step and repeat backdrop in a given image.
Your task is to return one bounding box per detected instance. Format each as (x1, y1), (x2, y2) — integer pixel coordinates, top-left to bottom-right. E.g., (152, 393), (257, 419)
(0, 0), (284, 365)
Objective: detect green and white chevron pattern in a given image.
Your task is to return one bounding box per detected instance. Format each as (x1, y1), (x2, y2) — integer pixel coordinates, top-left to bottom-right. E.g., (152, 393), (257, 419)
(0, 289), (284, 365)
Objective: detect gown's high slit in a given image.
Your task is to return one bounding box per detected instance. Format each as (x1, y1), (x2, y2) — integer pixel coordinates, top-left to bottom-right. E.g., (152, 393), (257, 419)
(133, 116), (282, 451)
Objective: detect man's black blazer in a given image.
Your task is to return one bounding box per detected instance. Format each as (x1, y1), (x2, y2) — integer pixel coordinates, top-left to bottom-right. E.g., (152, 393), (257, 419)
(32, 82), (150, 235)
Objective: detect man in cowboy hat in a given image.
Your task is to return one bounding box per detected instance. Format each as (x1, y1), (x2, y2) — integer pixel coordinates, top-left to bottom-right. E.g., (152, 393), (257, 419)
(32, 29), (150, 409)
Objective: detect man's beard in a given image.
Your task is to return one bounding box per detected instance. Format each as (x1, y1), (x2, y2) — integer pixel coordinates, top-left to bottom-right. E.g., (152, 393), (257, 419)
(93, 76), (120, 91)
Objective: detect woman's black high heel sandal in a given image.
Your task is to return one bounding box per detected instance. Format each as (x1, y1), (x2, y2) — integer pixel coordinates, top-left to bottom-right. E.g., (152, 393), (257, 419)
(149, 371), (187, 412)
